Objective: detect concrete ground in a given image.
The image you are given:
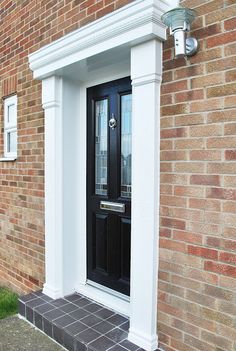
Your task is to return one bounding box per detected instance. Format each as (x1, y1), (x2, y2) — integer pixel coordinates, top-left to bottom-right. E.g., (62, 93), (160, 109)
(0, 315), (64, 351)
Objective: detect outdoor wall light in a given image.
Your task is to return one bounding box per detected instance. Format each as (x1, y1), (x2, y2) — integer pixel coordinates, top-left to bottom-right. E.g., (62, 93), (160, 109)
(161, 7), (198, 58)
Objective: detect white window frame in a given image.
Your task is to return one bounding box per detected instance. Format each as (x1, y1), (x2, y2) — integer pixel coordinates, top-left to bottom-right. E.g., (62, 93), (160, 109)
(4, 95), (17, 159)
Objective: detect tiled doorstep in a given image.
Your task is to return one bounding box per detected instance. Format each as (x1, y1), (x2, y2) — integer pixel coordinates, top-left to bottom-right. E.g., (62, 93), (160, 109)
(19, 291), (159, 351)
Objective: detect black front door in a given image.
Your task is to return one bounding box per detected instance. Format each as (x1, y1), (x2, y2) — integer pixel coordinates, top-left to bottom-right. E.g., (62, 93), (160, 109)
(87, 77), (132, 296)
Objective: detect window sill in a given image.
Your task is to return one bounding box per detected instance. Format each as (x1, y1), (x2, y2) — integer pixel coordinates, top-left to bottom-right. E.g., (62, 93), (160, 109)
(0, 157), (17, 162)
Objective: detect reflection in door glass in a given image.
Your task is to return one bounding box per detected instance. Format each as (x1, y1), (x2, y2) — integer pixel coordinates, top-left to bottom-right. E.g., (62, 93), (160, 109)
(121, 94), (132, 198)
(95, 99), (108, 196)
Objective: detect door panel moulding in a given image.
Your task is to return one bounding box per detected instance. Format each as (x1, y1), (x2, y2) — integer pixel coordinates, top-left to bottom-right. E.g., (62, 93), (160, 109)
(29, 1), (177, 350)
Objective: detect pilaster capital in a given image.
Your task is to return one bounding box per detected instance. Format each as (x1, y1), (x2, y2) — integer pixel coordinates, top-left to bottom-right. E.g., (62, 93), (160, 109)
(42, 76), (62, 109)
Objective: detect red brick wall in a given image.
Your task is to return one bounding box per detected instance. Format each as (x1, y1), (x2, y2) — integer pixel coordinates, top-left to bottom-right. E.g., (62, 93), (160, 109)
(159, 1), (236, 350)
(0, 0), (134, 293)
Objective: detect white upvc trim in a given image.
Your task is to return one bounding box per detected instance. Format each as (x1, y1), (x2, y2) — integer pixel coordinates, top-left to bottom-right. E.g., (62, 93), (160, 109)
(0, 157), (17, 162)
(28, 1), (175, 350)
(4, 95), (17, 159)
(28, 0), (169, 79)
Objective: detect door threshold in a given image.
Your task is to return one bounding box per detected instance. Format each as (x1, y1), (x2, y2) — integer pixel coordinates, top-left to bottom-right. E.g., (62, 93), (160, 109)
(76, 282), (130, 317)
(87, 280), (130, 302)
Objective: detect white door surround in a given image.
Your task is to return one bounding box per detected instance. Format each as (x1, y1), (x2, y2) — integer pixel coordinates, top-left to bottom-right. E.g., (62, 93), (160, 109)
(29, 1), (178, 350)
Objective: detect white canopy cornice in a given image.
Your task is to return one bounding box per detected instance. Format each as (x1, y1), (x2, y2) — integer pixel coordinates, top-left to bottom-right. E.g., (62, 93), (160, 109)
(29, 0), (177, 79)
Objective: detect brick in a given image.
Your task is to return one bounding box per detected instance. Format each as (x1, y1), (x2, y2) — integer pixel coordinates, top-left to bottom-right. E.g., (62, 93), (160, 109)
(161, 217), (186, 230)
(175, 89), (204, 103)
(207, 187), (236, 200)
(161, 128), (187, 139)
(206, 56), (236, 73)
(190, 98), (222, 113)
(204, 260), (236, 278)
(207, 136), (236, 149)
(161, 104), (189, 116)
(174, 65), (204, 80)
(190, 175), (220, 186)
(219, 252), (236, 264)
(207, 30), (236, 49)
(225, 69), (236, 82)
(201, 330), (233, 350)
(161, 80), (188, 94)
(174, 185), (204, 198)
(203, 284), (234, 301)
(224, 122), (236, 135)
(175, 138), (204, 150)
(190, 198), (221, 211)
(223, 201), (236, 213)
(225, 150), (236, 160)
(175, 114), (204, 127)
(171, 318), (199, 338)
(201, 306), (234, 327)
(207, 109), (236, 123)
(187, 245), (218, 259)
(206, 4), (236, 24)
(207, 162), (236, 174)
(184, 334), (215, 351)
(174, 162), (205, 173)
(207, 82), (236, 98)
(191, 72), (224, 88)
(186, 290), (216, 309)
(185, 267), (218, 285)
(190, 150), (221, 161)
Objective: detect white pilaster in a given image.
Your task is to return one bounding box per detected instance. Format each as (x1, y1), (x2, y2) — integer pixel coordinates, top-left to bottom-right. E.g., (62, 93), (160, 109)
(42, 76), (64, 299)
(129, 40), (162, 351)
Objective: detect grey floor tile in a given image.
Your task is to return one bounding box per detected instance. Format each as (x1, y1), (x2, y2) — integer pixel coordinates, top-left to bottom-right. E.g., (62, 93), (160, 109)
(94, 308), (115, 320)
(51, 298), (68, 308)
(119, 320), (129, 332)
(64, 331), (75, 351)
(43, 318), (53, 337)
(19, 293), (36, 303)
(53, 325), (64, 345)
(94, 320), (115, 334)
(80, 314), (103, 328)
(108, 345), (127, 351)
(107, 314), (128, 327)
(18, 300), (25, 317)
(26, 306), (34, 323)
(44, 308), (65, 321)
(89, 335), (116, 351)
(119, 339), (140, 351)
(69, 308), (89, 320)
(72, 297), (91, 308)
(54, 314), (76, 328)
(65, 294), (82, 302)
(77, 328), (101, 344)
(105, 328), (128, 343)
(65, 321), (88, 336)
(25, 298), (46, 309)
(34, 311), (43, 330)
(83, 303), (103, 313)
(35, 302), (55, 314)
(60, 303), (78, 313)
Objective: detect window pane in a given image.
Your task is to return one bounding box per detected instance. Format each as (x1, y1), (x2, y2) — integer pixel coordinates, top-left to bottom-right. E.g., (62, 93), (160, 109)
(7, 131), (17, 153)
(95, 99), (108, 196)
(8, 104), (16, 125)
(121, 94), (132, 198)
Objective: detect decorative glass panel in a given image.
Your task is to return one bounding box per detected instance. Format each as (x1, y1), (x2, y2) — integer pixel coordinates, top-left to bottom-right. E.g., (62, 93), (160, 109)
(7, 131), (17, 153)
(121, 94), (132, 198)
(8, 104), (16, 125)
(95, 99), (108, 196)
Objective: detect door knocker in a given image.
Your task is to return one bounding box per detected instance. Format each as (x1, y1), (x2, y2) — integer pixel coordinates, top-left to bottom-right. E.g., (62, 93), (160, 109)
(109, 113), (117, 129)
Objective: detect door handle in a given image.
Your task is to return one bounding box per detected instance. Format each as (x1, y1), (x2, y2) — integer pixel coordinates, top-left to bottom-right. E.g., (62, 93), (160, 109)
(100, 201), (125, 213)
(109, 113), (117, 129)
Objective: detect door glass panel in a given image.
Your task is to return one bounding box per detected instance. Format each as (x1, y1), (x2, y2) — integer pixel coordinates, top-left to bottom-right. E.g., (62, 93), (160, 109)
(95, 99), (108, 196)
(121, 94), (132, 198)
